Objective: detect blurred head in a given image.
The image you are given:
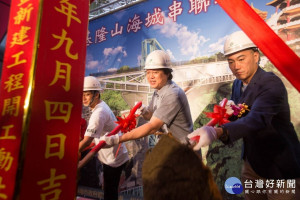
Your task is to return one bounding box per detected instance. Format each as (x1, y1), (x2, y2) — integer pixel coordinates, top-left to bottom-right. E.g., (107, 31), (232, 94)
(83, 76), (102, 107)
(224, 31), (259, 85)
(142, 135), (222, 200)
(145, 50), (173, 89)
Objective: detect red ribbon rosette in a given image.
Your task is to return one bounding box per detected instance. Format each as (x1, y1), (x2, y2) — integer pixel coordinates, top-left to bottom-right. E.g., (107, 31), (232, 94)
(115, 114), (138, 134)
(205, 105), (231, 126)
(206, 98), (231, 127)
(190, 98), (231, 144)
(114, 108), (140, 156)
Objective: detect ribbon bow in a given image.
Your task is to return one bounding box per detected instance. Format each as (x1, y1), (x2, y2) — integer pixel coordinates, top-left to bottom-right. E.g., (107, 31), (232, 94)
(190, 98), (231, 144)
(116, 113), (138, 133)
(205, 98), (231, 126)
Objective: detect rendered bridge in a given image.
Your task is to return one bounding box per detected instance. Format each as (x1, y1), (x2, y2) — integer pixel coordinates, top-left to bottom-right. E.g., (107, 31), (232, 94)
(97, 67), (234, 94)
(96, 60), (235, 122)
(97, 61), (235, 94)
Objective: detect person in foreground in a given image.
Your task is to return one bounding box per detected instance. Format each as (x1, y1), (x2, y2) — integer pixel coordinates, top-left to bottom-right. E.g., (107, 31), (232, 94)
(79, 76), (129, 200)
(188, 30), (300, 200)
(102, 49), (193, 145)
(142, 135), (222, 200)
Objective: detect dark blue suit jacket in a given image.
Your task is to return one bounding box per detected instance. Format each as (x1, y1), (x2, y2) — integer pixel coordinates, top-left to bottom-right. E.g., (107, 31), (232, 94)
(224, 67), (300, 179)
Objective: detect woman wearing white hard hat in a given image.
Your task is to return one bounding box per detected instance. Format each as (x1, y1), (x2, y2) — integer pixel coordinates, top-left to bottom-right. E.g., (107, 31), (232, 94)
(102, 50), (193, 145)
(79, 76), (129, 200)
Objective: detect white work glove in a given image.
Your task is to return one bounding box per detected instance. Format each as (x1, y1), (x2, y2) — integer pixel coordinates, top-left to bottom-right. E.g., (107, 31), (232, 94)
(100, 133), (120, 148)
(135, 104), (146, 116)
(219, 99), (235, 115)
(187, 126), (217, 151)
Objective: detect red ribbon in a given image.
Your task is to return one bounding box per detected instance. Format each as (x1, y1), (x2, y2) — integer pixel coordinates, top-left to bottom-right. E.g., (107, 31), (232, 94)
(114, 106), (140, 156)
(217, 0), (300, 92)
(78, 101), (142, 169)
(190, 98), (230, 143)
(205, 98), (230, 126)
(205, 104), (230, 126)
(115, 113), (138, 133)
(91, 101), (142, 153)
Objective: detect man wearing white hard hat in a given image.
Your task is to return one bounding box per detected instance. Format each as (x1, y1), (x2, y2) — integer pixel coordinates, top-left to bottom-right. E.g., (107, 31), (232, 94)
(79, 76), (129, 200)
(102, 50), (193, 145)
(188, 31), (300, 199)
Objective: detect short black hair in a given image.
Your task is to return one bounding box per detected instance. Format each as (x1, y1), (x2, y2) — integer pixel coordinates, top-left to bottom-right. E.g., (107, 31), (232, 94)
(162, 68), (173, 80)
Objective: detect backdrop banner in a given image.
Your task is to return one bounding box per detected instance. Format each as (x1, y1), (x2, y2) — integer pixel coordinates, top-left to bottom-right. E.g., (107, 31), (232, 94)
(84, 0), (300, 198)
(0, 0), (89, 199)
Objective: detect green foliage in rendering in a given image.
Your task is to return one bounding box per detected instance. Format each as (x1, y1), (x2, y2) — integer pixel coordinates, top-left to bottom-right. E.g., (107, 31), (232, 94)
(101, 90), (129, 116)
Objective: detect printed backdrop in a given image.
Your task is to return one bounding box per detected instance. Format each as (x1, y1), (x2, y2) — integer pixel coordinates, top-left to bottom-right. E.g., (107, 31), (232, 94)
(82, 0), (300, 199)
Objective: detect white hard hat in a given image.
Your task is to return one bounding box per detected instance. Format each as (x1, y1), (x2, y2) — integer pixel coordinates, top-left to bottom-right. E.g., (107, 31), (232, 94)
(83, 76), (102, 91)
(144, 50), (172, 70)
(224, 31), (257, 56)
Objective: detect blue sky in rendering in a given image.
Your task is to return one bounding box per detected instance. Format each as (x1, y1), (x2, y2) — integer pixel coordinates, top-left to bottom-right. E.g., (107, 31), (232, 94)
(86, 0), (277, 75)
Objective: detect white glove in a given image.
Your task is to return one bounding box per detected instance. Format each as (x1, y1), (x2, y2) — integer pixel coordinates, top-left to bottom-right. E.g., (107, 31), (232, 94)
(219, 99), (235, 115)
(135, 104), (146, 116)
(100, 133), (119, 148)
(187, 126), (217, 151)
